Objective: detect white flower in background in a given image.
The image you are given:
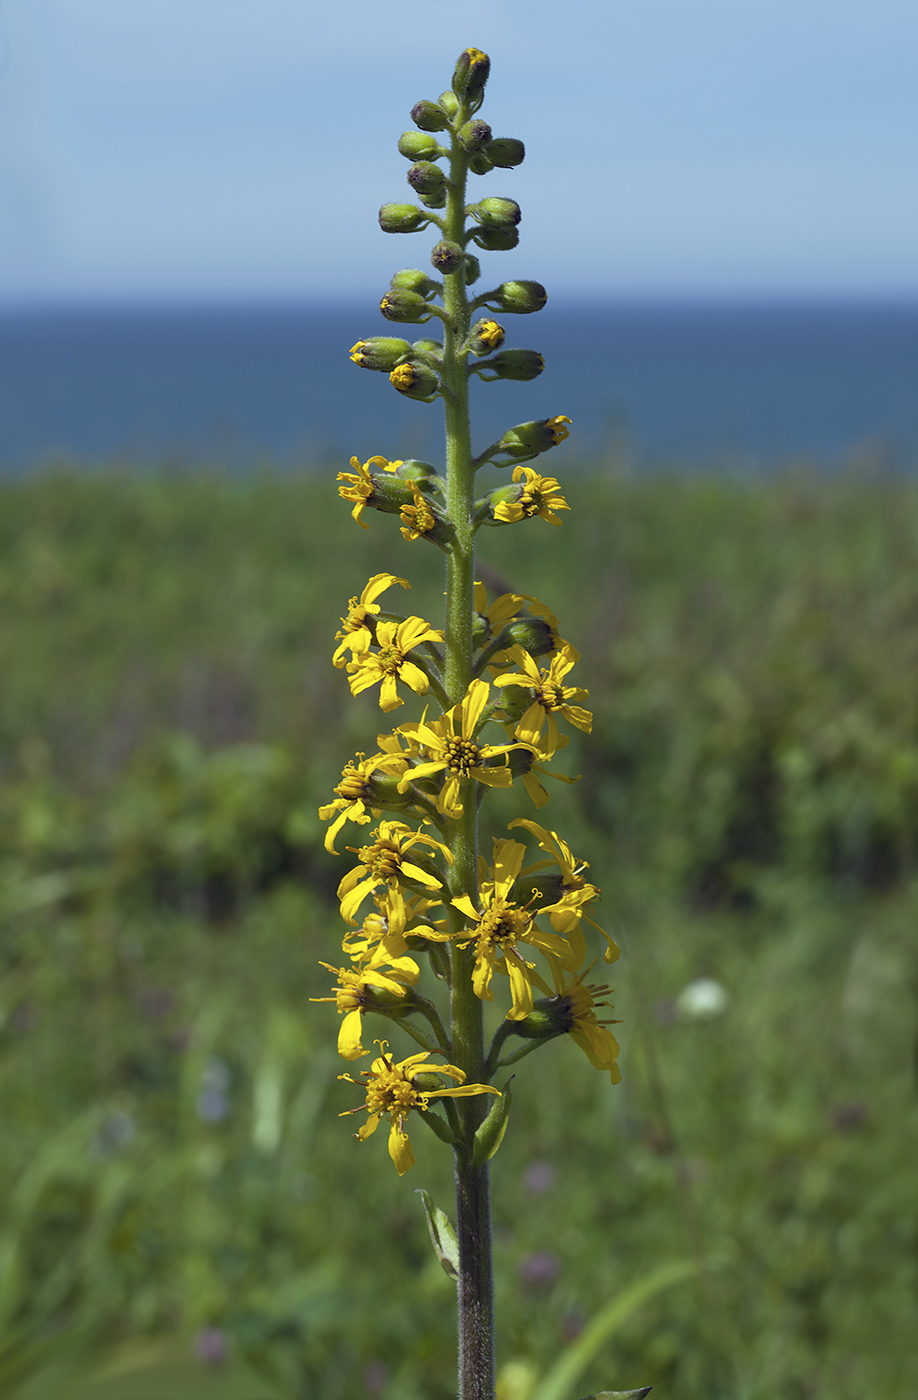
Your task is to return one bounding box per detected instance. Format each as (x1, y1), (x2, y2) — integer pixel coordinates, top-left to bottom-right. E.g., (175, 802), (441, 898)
(676, 977), (729, 1020)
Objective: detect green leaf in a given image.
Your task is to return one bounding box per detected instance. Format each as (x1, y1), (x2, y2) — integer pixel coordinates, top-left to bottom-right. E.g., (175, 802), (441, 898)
(529, 1260), (695, 1400)
(472, 1084), (512, 1166)
(415, 1189), (459, 1281)
(580, 1390), (652, 1399)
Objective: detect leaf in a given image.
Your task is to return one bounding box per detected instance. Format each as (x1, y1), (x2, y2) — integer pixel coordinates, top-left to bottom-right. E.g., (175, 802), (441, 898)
(529, 1260), (695, 1400)
(415, 1189), (459, 1281)
(580, 1390), (652, 1399)
(472, 1084), (512, 1166)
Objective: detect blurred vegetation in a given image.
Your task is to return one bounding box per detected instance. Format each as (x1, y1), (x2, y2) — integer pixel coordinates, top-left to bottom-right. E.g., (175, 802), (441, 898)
(1, 463), (916, 1399)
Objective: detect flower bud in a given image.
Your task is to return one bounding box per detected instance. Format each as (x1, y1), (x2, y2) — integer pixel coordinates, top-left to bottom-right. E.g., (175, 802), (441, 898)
(407, 161), (446, 197)
(464, 255), (482, 286)
(438, 90), (459, 119)
(380, 288), (432, 324)
(379, 203), (429, 234)
(349, 337), (412, 371)
(500, 616), (557, 657)
(398, 130), (443, 160)
(411, 99), (450, 132)
(390, 268), (441, 299)
(496, 415), (571, 458)
(501, 686), (533, 725)
(389, 360), (440, 400)
(418, 187), (447, 211)
(395, 459), (438, 484)
(470, 226), (520, 252)
(430, 239), (465, 275)
(490, 280), (548, 314)
(469, 319), (505, 355)
(459, 119), (492, 152)
(411, 338), (443, 359)
(451, 48), (490, 106)
(487, 138), (525, 168)
(468, 197), (521, 228)
(475, 349), (544, 382)
(468, 152), (494, 176)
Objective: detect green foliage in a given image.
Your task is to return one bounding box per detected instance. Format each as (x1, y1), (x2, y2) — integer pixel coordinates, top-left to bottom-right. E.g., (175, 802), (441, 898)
(1, 464), (917, 1398)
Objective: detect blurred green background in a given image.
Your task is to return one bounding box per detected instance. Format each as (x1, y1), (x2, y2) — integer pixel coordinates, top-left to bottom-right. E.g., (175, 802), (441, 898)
(1, 463), (916, 1400)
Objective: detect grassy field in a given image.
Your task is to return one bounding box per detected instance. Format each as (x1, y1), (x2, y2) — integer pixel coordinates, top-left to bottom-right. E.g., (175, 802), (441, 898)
(1, 463), (917, 1399)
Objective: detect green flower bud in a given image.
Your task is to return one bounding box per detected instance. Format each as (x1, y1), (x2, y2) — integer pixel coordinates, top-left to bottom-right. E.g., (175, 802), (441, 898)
(438, 90), (459, 119)
(501, 686), (533, 725)
(390, 268), (441, 299)
(411, 338), (443, 357)
(411, 99), (450, 132)
(431, 239), (465, 275)
(490, 280), (548, 314)
(475, 349), (544, 382)
(459, 119), (492, 152)
(464, 254), (482, 286)
(468, 152), (494, 176)
(389, 360), (440, 400)
(472, 611), (491, 647)
(418, 187), (447, 210)
(398, 130), (443, 160)
(469, 318), (505, 355)
(499, 616), (557, 657)
(499, 1003), (561, 1041)
(487, 138), (526, 168)
(349, 336), (412, 371)
(378, 203), (429, 233)
(496, 415), (571, 458)
(407, 161), (446, 197)
(470, 226), (520, 252)
(380, 288), (432, 323)
(468, 197), (521, 228)
(451, 47), (490, 107)
(395, 459), (439, 484)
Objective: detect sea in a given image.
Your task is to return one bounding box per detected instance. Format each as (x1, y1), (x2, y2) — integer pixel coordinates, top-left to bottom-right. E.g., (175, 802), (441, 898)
(1, 301), (916, 473)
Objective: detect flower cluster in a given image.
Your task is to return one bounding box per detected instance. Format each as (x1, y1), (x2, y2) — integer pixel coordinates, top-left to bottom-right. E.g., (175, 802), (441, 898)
(314, 46), (621, 1180)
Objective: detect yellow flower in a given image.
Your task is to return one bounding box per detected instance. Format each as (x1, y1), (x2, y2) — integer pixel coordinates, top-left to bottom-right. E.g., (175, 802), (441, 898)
(399, 482), (436, 542)
(547, 414), (571, 445)
(332, 573), (410, 669)
(478, 319), (505, 350)
(494, 643), (591, 757)
(341, 893), (440, 962)
(509, 818), (620, 964)
(337, 819), (452, 936)
(318, 738), (412, 854)
(337, 455), (403, 528)
(493, 467), (570, 527)
(340, 1042), (500, 1175)
(312, 947), (420, 1060)
(346, 616), (444, 712)
(448, 839), (578, 1020)
(396, 679), (531, 818)
(533, 963), (622, 1084)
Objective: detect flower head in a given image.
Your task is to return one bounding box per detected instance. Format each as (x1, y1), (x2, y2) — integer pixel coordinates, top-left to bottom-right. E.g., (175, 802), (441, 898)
(396, 679), (531, 818)
(494, 643), (591, 757)
(333, 573), (410, 669)
(337, 456), (403, 528)
(448, 840), (578, 1020)
(493, 467), (570, 527)
(318, 737), (412, 853)
(509, 818), (620, 964)
(340, 1042), (499, 1174)
(399, 482), (437, 542)
(337, 819), (451, 936)
(346, 616), (444, 712)
(533, 964), (622, 1084)
(312, 947), (420, 1060)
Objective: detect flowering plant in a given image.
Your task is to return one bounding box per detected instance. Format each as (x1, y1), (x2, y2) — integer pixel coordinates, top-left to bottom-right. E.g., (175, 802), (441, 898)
(314, 48), (643, 1400)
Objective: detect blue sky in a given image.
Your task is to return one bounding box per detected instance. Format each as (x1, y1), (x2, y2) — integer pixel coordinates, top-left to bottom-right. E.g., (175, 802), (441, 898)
(1, 0), (916, 304)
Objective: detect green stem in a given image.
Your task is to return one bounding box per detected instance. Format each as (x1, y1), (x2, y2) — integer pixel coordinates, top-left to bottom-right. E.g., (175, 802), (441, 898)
(440, 100), (495, 1400)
